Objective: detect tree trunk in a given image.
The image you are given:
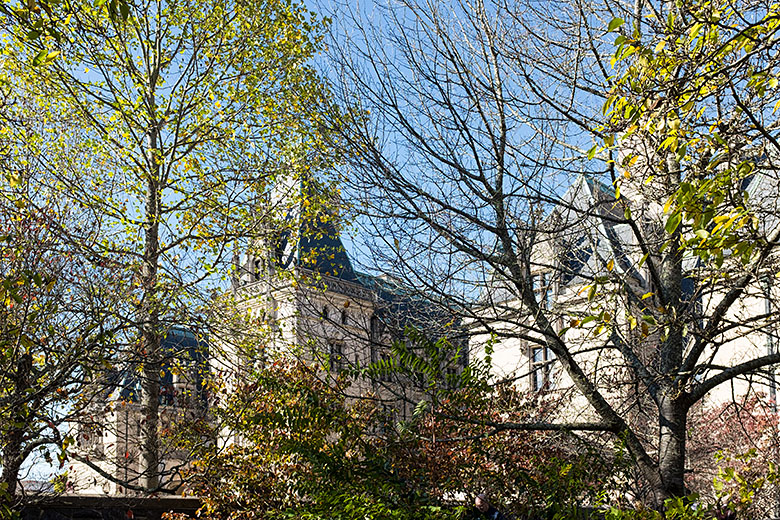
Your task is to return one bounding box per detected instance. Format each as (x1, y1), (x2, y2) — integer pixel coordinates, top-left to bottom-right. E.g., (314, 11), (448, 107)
(138, 231), (161, 491)
(139, 122), (162, 493)
(654, 150), (687, 508)
(656, 395), (687, 506)
(139, 331), (161, 492)
(1, 424), (25, 504)
(1, 354), (32, 506)
(1, 439), (23, 510)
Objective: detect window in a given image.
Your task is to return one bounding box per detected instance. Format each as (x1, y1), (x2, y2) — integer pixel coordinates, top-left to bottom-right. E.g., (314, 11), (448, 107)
(532, 272), (553, 309)
(329, 341), (344, 372)
(370, 315), (383, 341)
(78, 424), (105, 458)
(160, 367), (175, 405)
(531, 346), (556, 391)
(379, 353), (393, 382)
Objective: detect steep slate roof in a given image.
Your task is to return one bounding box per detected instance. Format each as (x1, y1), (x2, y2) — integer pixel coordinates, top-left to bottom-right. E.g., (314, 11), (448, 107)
(275, 212), (358, 282)
(482, 174), (647, 305)
(555, 175), (646, 289)
(482, 166), (780, 309)
(278, 213), (458, 338)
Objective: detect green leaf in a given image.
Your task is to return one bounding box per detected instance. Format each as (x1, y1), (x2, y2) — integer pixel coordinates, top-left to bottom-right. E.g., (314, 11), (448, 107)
(581, 315), (598, 325)
(608, 18), (625, 32)
(32, 49), (60, 67)
(31, 49), (48, 67)
(664, 212), (681, 234)
(44, 50), (60, 63)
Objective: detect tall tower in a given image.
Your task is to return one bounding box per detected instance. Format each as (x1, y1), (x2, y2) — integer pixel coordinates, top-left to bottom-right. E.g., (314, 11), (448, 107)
(233, 172), (356, 290)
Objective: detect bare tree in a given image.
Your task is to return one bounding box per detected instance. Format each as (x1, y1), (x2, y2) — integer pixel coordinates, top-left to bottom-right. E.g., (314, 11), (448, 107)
(324, 0), (780, 507)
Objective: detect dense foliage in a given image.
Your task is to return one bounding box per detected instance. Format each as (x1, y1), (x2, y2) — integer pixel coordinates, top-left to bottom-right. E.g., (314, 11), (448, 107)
(175, 332), (620, 520)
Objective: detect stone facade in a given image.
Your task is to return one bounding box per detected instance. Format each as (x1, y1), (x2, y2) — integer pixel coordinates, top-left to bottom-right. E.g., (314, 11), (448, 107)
(69, 179), (458, 495)
(68, 329), (207, 495)
(470, 173), (780, 422)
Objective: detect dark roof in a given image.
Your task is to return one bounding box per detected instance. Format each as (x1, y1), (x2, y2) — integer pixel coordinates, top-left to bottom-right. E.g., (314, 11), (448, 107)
(482, 174), (648, 304)
(106, 329), (207, 404)
(268, 196), (460, 339)
(295, 218), (357, 281)
(553, 175), (647, 288)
